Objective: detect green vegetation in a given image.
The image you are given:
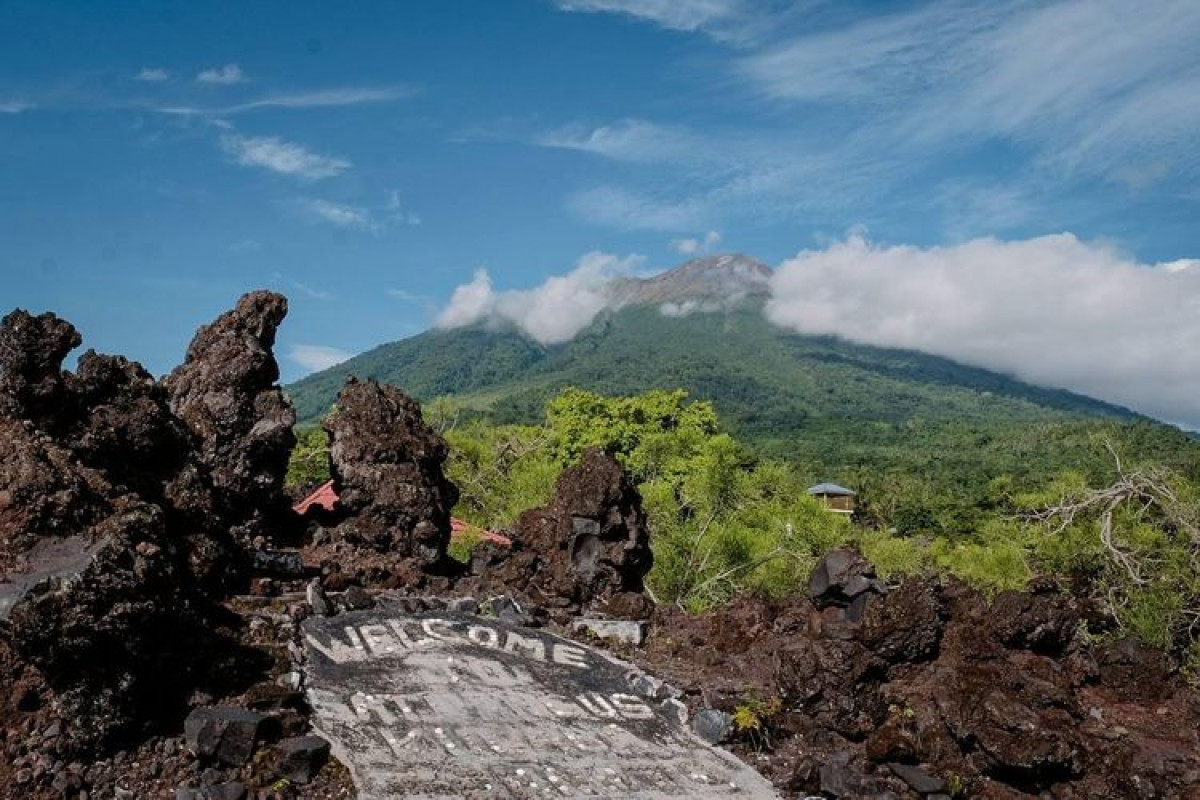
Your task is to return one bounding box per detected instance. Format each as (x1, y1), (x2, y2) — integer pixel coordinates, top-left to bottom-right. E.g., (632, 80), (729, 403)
(732, 695), (784, 752)
(286, 425), (331, 488)
(421, 388), (1200, 676)
(285, 303), (1200, 534)
(282, 309), (1200, 675)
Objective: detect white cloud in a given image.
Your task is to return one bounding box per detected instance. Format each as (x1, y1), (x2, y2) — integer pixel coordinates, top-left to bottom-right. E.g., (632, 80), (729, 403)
(765, 232), (1200, 427)
(672, 230), (722, 255)
(0, 101), (32, 114)
(554, 0), (759, 41)
(660, 299), (724, 317)
(289, 344), (353, 373)
(197, 63), (245, 85)
(737, 0), (1200, 178)
(228, 239), (261, 253)
(157, 86), (413, 116)
(136, 68), (171, 82)
(220, 133), (349, 179)
(437, 269), (496, 330)
(1160, 259), (1200, 274)
(387, 288), (430, 303)
(385, 189), (422, 225)
(568, 186), (707, 232)
(302, 199), (377, 230)
(436, 252), (646, 344)
(537, 120), (710, 165)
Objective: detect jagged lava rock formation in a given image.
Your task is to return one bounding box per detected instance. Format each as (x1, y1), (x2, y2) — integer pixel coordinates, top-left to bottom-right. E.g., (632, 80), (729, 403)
(638, 550), (1200, 799)
(323, 378), (458, 563)
(164, 291), (297, 545)
(467, 447), (653, 619)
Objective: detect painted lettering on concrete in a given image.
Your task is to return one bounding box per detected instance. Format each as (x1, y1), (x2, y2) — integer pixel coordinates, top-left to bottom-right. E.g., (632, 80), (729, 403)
(302, 608), (778, 800)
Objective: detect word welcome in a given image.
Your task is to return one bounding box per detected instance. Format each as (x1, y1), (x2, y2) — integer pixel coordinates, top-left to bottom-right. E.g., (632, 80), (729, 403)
(306, 615), (592, 668)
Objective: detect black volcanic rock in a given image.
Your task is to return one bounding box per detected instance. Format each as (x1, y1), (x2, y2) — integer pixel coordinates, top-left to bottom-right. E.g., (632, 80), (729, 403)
(4, 497), (203, 750)
(0, 292), (298, 753)
(0, 309), (81, 428)
(324, 378), (458, 565)
(164, 291), (297, 541)
(478, 448), (653, 616)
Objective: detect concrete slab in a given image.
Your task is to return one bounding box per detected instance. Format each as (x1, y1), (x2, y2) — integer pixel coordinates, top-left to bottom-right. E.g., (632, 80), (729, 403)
(302, 605), (780, 799)
(572, 618), (649, 646)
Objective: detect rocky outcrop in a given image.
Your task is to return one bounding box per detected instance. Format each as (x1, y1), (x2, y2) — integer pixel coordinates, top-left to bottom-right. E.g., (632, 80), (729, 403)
(164, 291), (296, 541)
(4, 498), (202, 750)
(0, 419), (110, 567)
(323, 378), (458, 564)
(0, 310), (81, 428)
(0, 292), (299, 754)
(476, 448), (653, 617)
(71, 351), (197, 503)
(640, 556), (1200, 799)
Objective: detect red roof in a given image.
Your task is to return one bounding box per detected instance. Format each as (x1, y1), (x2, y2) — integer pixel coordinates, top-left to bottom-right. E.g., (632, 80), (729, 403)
(294, 480), (338, 515)
(293, 480), (510, 547)
(451, 517), (512, 548)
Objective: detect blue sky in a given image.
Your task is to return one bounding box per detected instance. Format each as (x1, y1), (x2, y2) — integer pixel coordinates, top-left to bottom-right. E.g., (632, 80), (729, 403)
(2, 0), (1199, 417)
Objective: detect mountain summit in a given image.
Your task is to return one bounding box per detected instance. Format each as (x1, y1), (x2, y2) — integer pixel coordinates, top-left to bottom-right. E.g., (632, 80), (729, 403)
(610, 254), (772, 307)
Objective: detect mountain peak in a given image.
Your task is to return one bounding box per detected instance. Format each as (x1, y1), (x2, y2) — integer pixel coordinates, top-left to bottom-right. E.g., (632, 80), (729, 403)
(610, 253), (773, 307)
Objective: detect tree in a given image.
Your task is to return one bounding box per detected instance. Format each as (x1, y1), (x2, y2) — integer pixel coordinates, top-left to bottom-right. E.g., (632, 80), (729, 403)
(1027, 446), (1200, 658)
(285, 426), (331, 488)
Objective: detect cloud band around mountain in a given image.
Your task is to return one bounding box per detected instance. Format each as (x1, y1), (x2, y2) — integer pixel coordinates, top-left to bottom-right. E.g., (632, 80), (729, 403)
(436, 234), (1200, 428)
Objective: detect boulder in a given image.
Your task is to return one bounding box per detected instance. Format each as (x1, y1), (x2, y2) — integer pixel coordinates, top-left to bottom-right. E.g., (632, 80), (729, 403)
(70, 351), (195, 501)
(691, 708), (734, 744)
(175, 783), (247, 800)
(859, 580), (944, 665)
(0, 418), (110, 561)
(0, 294), (298, 753)
(809, 548), (887, 610)
(323, 378), (458, 564)
(184, 707), (268, 766)
(887, 763), (946, 794)
(274, 735), (331, 783)
(483, 448), (652, 613)
(572, 617), (648, 646)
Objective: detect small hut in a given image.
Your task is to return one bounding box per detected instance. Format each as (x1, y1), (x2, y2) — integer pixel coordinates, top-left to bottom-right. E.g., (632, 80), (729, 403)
(807, 482), (856, 514)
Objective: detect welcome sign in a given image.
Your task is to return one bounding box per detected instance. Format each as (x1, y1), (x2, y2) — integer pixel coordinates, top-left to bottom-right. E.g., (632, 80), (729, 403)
(302, 605), (779, 799)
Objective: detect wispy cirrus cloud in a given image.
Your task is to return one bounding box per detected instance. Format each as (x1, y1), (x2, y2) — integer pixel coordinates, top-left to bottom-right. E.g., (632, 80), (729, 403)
(567, 186), (709, 232)
(536, 119), (716, 165)
(156, 85), (414, 117)
(135, 67), (171, 82)
(297, 191), (423, 233)
(387, 288), (431, 303)
(553, 0), (768, 43)
(301, 198), (377, 230)
(272, 271), (331, 300)
(737, 0), (1200, 180)
(0, 101), (33, 114)
(672, 230), (721, 255)
(541, 0), (1200, 235)
(220, 132), (350, 179)
(197, 63), (245, 85)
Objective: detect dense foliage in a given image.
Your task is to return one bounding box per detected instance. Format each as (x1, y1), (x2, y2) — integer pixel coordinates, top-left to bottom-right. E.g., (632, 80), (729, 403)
(285, 386), (1200, 676)
(286, 304), (1199, 525)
